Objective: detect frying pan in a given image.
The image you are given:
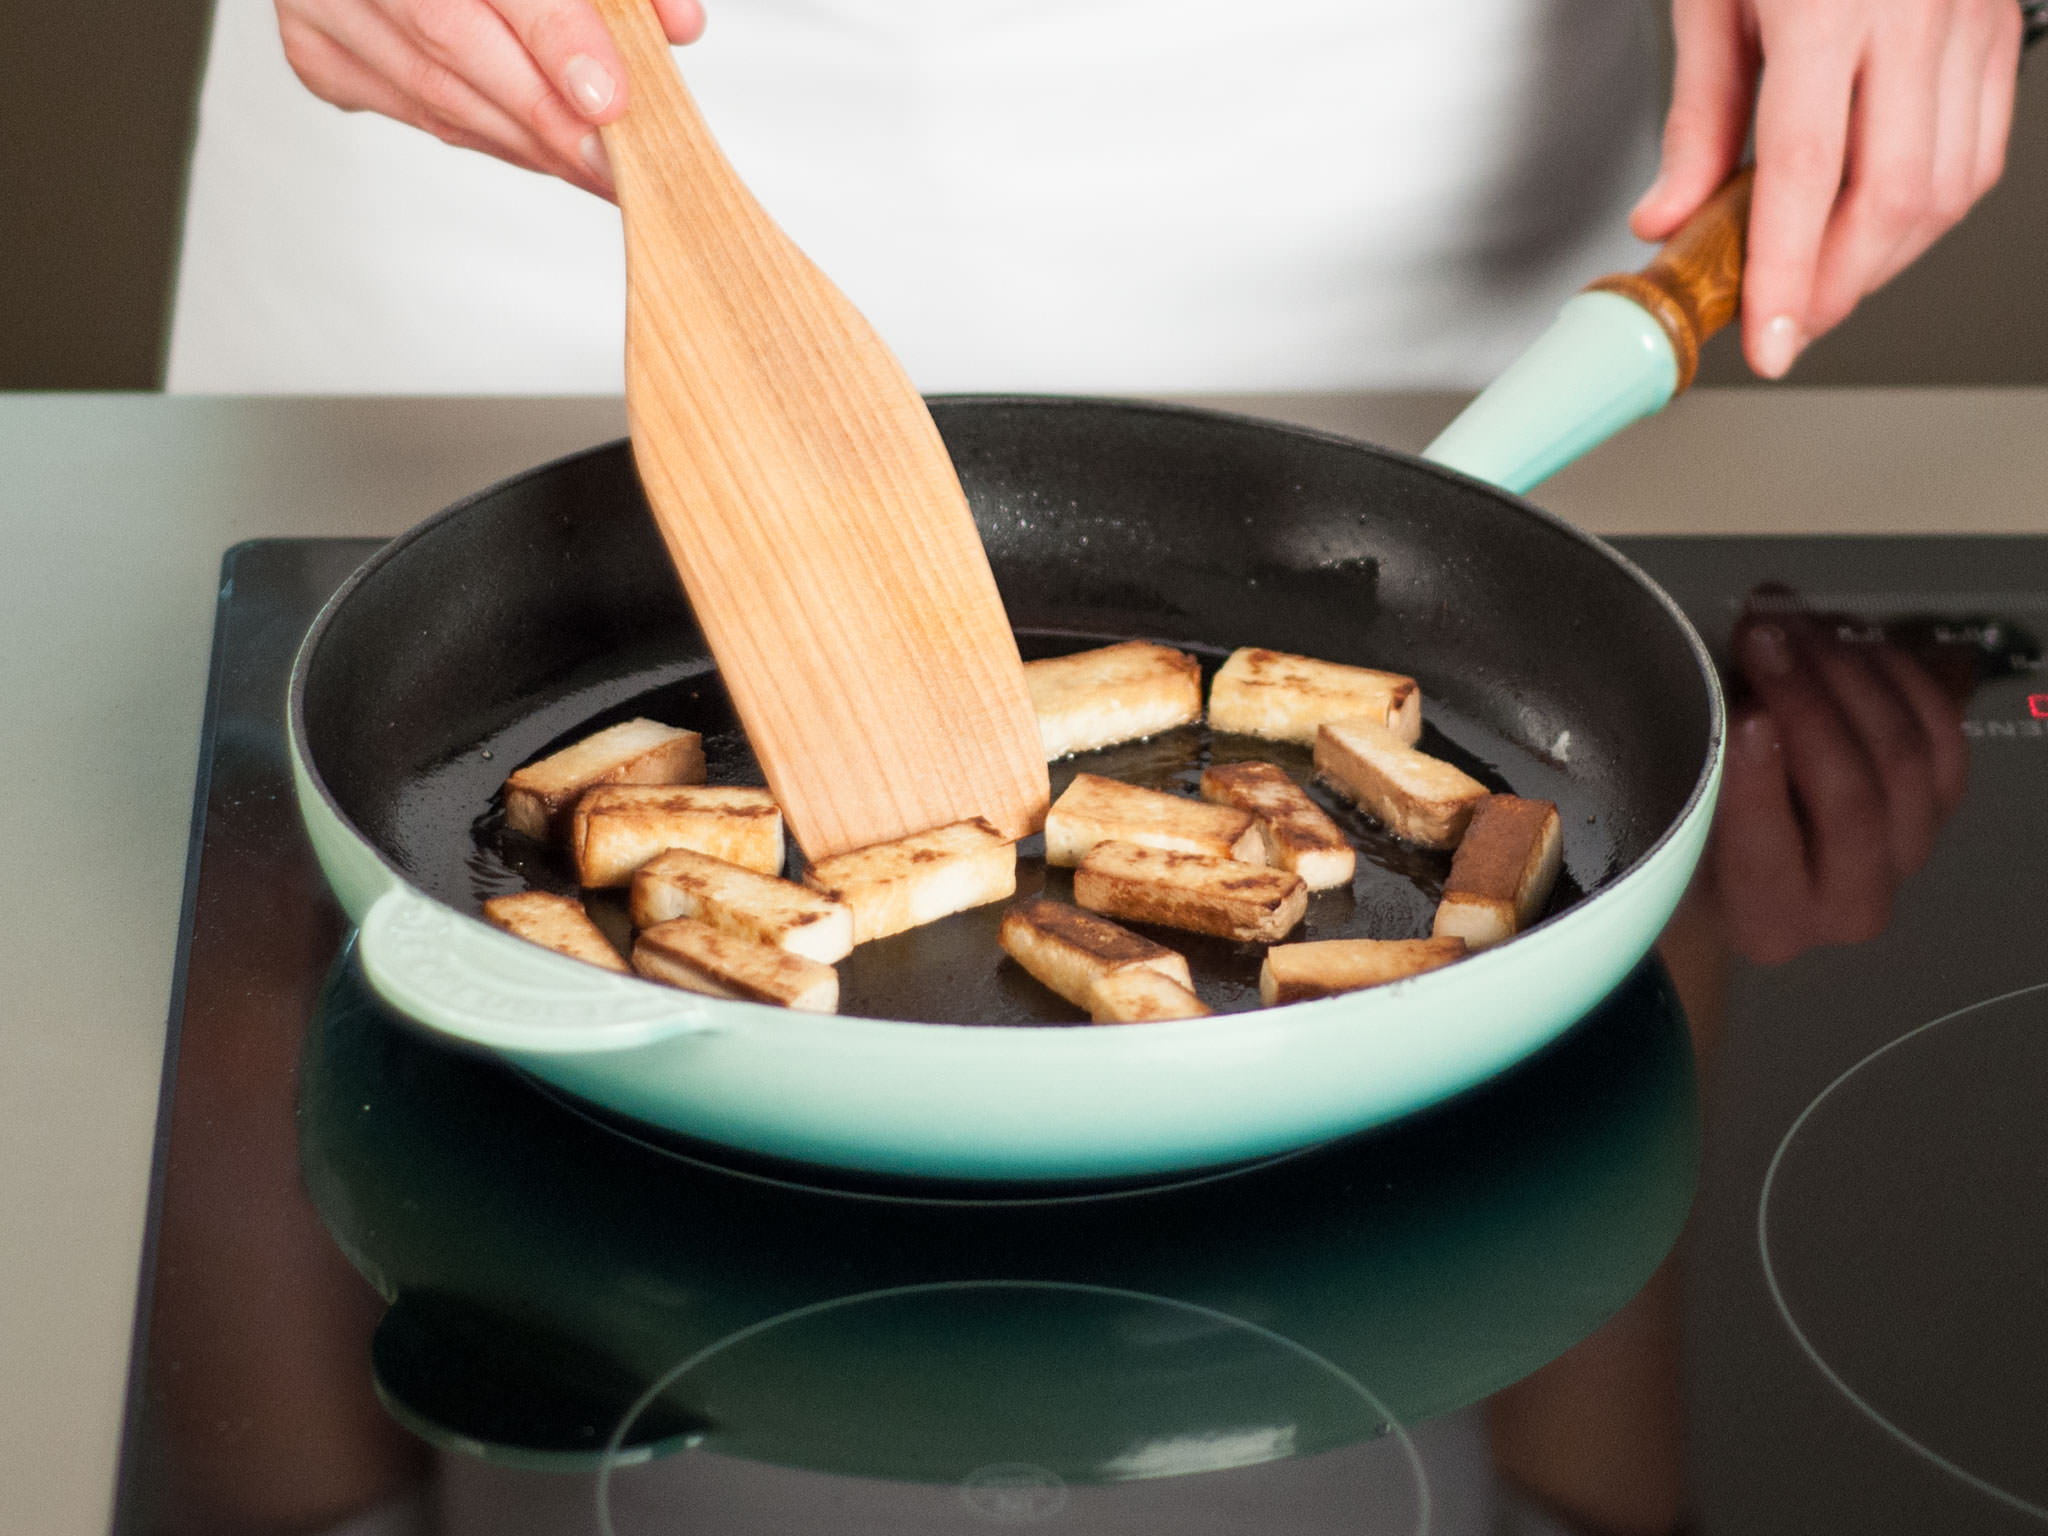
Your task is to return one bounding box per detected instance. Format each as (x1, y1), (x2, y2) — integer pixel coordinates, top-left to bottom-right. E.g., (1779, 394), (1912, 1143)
(289, 397), (1722, 1181)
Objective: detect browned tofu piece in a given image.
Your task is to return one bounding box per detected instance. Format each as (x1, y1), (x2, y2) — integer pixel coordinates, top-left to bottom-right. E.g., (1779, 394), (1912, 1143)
(1432, 796), (1563, 952)
(805, 817), (1017, 946)
(503, 718), (705, 841)
(481, 890), (629, 973)
(1074, 840), (1307, 943)
(1207, 648), (1421, 746)
(1087, 967), (1211, 1023)
(1024, 641), (1204, 760)
(1313, 717), (1489, 849)
(1044, 773), (1264, 868)
(1199, 760), (1356, 891)
(573, 785), (782, 887)
(632, 916), (838, 1012)
(631, 847), (853, 964)
(998, 897), (1193, 1012)
(1258, 936), (1467, 1006)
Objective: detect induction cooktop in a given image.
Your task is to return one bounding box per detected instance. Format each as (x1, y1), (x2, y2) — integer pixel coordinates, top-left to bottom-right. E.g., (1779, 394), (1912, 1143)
(113, 535), (2048, 1536)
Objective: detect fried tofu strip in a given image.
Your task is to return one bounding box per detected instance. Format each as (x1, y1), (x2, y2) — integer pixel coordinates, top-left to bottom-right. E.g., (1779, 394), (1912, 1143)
(1313, 717), (1489, 849)
(1088, 967), (1211, 1023)
(633, 916), (838, 1012)
(1199, 760), (1355, 891)
(481, 890), (629, 973)
(1208, 648), (1421, 747)
(503, 718), (705, 841)
(805, 817), (1017, 946)
(1074, 840), (1307, 943)
(1259, 936), (1467, 1006)
(1432, 796), (1563, 952)
(631, 847), (853, 964)
(573, 785), (782, 887)
(998, 897), (1193, 1012)
(1024, 641), (1204, 760)
(1044, 773), (1264, 868)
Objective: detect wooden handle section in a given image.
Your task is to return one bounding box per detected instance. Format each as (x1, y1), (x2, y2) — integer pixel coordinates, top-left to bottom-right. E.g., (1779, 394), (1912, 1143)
(591, 0), (729, 201)
(1584, 166), (1753, 393)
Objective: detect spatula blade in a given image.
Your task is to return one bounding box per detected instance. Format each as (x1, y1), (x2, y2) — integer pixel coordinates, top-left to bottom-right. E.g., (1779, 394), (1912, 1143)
(595, 0), (1048, 859)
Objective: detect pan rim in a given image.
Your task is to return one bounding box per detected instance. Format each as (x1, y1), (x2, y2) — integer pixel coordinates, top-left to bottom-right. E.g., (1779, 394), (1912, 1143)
(287, 394), (1725, 1033)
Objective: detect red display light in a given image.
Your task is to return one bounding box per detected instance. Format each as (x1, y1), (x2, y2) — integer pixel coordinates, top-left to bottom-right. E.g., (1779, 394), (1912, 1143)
(2031, 694), (2048, 720)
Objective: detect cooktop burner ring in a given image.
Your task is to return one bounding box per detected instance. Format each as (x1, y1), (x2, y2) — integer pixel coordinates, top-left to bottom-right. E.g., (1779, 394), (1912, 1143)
(591, 1279), (1431, 1536)
(1758, 978), (2048, 1526)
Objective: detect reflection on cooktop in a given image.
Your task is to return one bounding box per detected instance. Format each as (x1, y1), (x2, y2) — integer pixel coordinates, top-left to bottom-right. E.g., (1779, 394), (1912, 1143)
(301, 939), (1693, 1473)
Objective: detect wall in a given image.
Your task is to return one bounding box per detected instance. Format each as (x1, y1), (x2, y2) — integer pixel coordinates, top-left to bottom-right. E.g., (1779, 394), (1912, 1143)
(0, 1), (214, 389)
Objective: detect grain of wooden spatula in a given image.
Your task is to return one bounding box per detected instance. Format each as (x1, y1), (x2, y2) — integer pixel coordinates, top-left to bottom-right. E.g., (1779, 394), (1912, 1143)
(590, 0), (1048, 860)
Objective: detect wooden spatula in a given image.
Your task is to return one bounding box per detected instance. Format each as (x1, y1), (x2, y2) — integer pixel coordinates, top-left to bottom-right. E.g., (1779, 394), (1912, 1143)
(590, 0), (1048, 860)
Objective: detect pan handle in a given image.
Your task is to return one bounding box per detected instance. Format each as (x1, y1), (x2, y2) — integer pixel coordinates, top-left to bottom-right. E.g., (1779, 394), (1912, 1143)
(1422, 167), (1752, 493)
(357, 885), (719, 1055)
(1583, 167), (1752, 394)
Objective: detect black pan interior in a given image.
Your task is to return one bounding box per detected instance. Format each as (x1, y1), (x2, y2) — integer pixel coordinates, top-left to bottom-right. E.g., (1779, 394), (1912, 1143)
(297, 397), (1716, 1022)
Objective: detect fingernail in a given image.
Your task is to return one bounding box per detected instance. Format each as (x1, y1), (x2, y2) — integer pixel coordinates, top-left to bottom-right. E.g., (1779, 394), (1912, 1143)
(1631, 173), (1667, 218)
(1738, 713), (1780, 762)
(1744, 621), (1793, 679)
(564, 54), (616, 117)
(579, 132), (613, 187)
(1756, 315), (1805, 380)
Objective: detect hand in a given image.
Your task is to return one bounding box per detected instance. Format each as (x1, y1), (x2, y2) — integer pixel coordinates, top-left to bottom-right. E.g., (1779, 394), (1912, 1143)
(1631, 0), (2022, 379)
(275, 0), (707, 198)
(1707, 601), (1968, 964)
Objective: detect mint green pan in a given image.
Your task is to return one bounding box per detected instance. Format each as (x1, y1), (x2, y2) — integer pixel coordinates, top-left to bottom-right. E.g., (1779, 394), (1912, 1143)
(289, 396), (1722, 1181)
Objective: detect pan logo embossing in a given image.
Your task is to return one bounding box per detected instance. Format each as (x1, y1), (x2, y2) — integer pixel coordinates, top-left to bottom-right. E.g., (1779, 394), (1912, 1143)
(365, 893), (714, 1038)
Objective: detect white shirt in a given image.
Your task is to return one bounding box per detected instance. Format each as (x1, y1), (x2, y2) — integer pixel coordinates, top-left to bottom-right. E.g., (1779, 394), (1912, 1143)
(167, 0), (1662, 395)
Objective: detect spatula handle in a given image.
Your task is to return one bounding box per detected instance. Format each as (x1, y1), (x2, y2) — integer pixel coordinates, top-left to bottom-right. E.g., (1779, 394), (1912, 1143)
(590, 0), (725, 195)
(1584, 166), (1753, 393)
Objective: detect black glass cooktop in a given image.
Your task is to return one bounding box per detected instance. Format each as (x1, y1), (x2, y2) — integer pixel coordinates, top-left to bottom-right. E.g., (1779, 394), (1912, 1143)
(114, 535), (2048, 1536)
